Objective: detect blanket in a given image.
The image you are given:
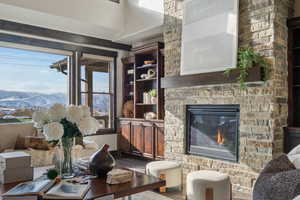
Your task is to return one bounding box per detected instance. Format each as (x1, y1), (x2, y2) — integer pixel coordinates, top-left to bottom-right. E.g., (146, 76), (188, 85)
(253, 154), (300, 200)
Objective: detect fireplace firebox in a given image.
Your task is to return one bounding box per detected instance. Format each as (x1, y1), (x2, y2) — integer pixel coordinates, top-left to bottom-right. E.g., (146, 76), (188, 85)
(186, 105), (240, 162)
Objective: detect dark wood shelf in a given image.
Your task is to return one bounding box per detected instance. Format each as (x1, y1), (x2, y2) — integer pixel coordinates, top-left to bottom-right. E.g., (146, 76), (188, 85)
(136, 78), (157, 82)
(136, 103), (156, 106)
(136, 64), (157, 69)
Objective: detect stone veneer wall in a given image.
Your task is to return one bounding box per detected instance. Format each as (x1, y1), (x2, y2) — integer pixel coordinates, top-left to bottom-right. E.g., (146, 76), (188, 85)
(163, 0), (294, 195)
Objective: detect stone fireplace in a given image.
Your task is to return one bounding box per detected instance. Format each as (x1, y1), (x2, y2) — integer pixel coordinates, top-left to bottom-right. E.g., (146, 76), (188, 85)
(186, 105), (239, 162)
(163, 0), (293, 196)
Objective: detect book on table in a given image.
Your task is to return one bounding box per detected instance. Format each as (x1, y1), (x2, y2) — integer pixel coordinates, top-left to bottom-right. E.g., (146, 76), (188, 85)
(43, 181), (90, 200)
(2, 179), (54, 200)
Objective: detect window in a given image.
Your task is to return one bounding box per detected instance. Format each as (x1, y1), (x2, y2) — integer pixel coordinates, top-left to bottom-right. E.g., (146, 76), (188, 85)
(80, 56), (114, 130)
(0, 46), (68, 123)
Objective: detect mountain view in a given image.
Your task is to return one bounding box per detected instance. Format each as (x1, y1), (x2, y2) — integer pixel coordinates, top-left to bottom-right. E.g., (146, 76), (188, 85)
(0, 90), (109, 122)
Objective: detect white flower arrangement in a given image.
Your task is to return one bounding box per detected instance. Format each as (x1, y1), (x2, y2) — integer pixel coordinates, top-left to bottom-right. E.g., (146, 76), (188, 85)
(32, 104), (101, 141)
(66, 105), (83, 124)
(43, 122), (64, 141)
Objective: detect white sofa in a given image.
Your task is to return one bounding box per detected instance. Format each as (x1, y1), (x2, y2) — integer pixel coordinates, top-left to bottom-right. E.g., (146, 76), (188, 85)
(0, 123), (99, 167)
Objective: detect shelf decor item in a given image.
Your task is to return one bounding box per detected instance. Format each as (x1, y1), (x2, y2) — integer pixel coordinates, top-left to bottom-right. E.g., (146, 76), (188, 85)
(89, 144), (116, 178)
(143, 92), (151, 104)
(144, 60), (155, 65)
(149, 89), (157, 104)
(32, 104), (102, 179)
(144, 112), (157, 120)
(147, 68), (156, 78)
(123, 100), (134, 118)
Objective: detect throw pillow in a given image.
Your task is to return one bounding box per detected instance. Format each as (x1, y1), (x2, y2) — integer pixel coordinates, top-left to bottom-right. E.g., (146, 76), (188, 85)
(15, 136), (53, 150)
(253, 154), (297, 200)
(289, 154), (300, 169)
(261, 154), (296, 174)
(288, 144), (300, 157)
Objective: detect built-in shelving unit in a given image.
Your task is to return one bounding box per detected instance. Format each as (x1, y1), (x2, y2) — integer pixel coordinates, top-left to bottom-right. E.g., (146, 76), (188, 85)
(119, 42), (165, 160)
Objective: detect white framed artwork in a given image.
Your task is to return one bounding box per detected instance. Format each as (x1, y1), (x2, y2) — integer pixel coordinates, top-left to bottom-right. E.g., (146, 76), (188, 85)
(180, 0), (239, 75)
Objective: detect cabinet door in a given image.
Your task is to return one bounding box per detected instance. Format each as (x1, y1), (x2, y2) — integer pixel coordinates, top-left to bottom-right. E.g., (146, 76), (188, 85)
(119, 121), (131, 153)
(155, 123), (165, 159)
(131, 122), (144, 155)
(143, 122), (155, 158)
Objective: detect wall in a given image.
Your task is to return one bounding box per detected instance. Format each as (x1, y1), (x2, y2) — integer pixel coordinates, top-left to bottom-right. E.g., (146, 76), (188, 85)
(295, 0), (300, 16)
(118, 0), (164, 43)
(164, 0), (293, 196)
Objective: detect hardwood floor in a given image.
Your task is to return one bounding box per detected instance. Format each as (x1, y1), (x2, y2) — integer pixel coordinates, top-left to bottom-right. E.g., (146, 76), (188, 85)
(115, 157), (252, 200)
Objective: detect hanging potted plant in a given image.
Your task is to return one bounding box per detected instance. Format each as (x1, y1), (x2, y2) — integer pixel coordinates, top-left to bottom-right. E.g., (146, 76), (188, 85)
(32, 104), (101, 179)
(224, 47), (270, 89)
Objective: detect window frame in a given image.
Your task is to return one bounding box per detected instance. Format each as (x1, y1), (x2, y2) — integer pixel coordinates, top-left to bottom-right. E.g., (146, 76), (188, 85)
(80, 60), (116, 133)
(0, 30), (118, 135)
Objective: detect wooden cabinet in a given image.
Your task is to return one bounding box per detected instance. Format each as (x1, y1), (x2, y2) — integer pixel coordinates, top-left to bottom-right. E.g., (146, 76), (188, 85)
(119, 119), (164, 159)
(143, 122), (155, 158)
(154, 123), (164, 159)
(119, 121), (131, 153)
(131, 121), (144, 155)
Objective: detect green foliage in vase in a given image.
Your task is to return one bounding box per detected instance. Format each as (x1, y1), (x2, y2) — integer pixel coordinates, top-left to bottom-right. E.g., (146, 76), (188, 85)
(149, 89), (157, 97)
(60, 118), (82, 138)
(224, 47), (270, 89)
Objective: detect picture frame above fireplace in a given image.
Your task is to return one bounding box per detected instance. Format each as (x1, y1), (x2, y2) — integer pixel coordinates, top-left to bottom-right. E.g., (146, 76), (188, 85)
(181, 0), (239, 75)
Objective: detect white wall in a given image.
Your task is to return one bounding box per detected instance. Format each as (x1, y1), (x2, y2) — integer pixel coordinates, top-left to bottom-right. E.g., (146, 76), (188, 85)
(295, 1), (300, 17)
(0, 0), (164, 44)
(118, 0), (164, 43)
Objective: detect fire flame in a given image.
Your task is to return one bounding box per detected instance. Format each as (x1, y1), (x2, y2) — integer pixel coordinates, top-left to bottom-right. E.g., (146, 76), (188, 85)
(216, 128), (225, 144)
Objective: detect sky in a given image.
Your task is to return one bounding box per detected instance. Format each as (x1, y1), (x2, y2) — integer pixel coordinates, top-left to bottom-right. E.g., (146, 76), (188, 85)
(0, 46), (110, 94)
(0, 46), (67, 94)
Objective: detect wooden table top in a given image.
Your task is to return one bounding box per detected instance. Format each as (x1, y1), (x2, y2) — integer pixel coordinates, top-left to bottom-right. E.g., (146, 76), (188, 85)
(0, 167), (165, 200)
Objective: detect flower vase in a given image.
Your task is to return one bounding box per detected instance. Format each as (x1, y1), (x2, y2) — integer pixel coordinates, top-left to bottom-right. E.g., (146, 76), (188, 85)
(61, 137), (75, 179)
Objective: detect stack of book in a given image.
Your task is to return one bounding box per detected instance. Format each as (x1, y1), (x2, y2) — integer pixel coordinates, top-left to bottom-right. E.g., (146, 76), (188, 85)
(2, 179), (90, 200)
(0, 152), (33, 184)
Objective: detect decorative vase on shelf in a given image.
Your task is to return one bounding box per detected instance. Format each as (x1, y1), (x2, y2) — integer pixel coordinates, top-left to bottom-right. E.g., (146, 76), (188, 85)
(89, 144), (116, 177)
(61, 137), (74, 179)
(143, 92), (151, 104)
(151, 97), (157, 104)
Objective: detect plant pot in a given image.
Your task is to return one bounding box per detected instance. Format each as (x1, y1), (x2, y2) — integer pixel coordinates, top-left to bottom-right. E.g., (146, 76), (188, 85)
(143, 93), (151, 104)
(151, 97), (157, 104)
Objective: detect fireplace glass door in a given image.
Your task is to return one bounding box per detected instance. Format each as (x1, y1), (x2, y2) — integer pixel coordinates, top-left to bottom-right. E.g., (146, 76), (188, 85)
(186, 105), (239, 162)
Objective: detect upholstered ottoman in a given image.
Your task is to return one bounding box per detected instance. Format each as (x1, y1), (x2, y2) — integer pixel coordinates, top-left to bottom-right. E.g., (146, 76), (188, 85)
(146, 161), (181, 190)
(187, 170), (231, 200)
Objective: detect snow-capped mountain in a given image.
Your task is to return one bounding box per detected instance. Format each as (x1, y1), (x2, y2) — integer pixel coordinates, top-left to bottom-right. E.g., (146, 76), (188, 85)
(0, 90), (66, 108)
(0, 90), (109, 112)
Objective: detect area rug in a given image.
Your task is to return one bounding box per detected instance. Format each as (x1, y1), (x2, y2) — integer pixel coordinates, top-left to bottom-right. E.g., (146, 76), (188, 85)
(116, 191), (173, 200)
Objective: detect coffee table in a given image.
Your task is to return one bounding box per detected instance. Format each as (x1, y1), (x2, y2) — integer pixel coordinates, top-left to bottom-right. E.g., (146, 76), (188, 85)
(0, 167), (166, 200)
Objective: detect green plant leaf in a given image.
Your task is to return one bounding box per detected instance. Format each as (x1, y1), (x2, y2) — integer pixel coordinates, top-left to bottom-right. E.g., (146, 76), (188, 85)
(224, 47), (270, 89)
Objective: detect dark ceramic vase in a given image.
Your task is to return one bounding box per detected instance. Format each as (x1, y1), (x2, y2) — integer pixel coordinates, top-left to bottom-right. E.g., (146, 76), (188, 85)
(89, 144), (116, 177)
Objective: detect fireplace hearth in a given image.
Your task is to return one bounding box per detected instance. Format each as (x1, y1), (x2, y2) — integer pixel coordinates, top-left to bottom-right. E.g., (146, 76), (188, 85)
(186, 105), (240, 162)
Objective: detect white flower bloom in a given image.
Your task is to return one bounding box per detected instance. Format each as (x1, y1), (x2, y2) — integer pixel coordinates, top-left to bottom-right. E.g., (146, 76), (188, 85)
(66, 105), (83, 124)
(78, 117), (101, 136)
(48, 104), (66, 122)
(43, 122), (64, 141)
(80, 105), (91, 118)
(32, 110), (49, 127)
